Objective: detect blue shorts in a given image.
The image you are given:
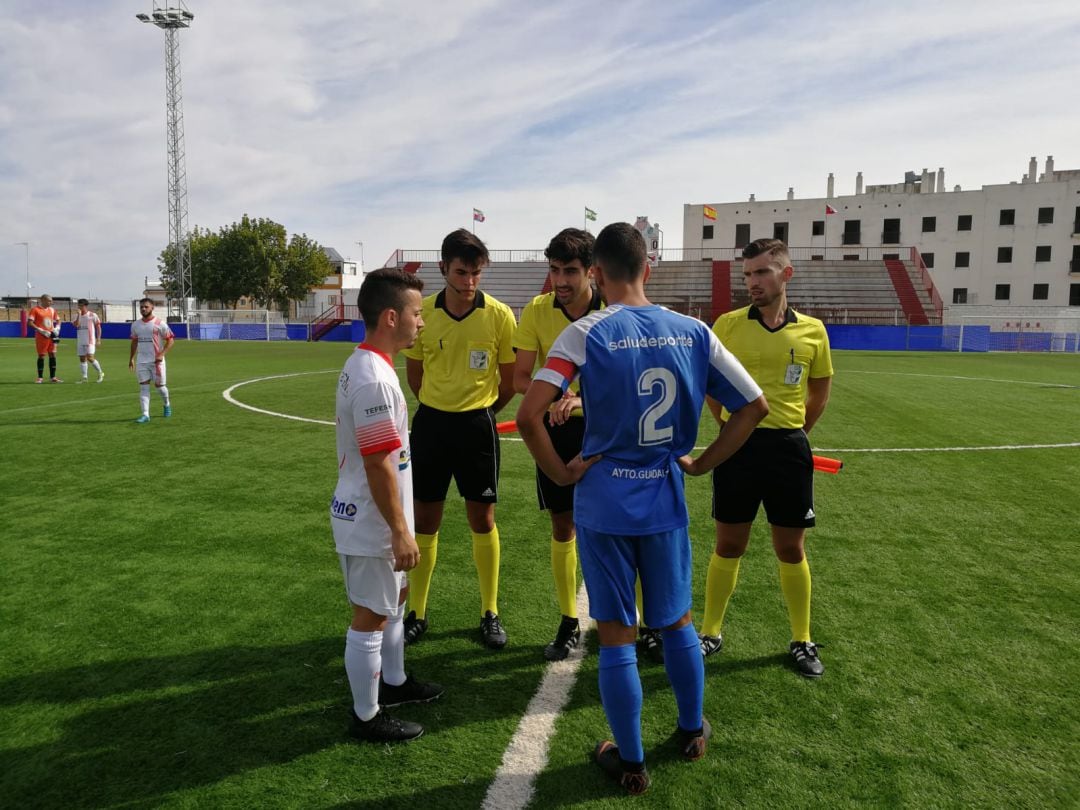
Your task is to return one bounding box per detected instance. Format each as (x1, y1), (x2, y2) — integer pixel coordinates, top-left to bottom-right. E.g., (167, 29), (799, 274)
(576, 525), (693, 629)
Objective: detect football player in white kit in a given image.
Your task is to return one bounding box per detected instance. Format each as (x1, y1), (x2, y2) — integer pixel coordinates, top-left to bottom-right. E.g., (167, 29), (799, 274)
(128, 298), (174, 423)
(332, 267), (443, 743)
(73, 298), (105, 383)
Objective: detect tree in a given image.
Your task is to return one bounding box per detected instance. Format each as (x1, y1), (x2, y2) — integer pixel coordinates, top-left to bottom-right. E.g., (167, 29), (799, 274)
(157, 216), (331, 313)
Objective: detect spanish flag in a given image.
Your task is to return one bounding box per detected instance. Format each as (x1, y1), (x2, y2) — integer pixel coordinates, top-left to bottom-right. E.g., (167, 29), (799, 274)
(703, 205), (717, 221)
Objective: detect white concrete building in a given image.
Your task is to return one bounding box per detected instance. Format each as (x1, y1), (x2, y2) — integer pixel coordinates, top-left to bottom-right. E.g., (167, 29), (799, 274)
(294, 246), (363, 320)
(684, 156), (1080, 313)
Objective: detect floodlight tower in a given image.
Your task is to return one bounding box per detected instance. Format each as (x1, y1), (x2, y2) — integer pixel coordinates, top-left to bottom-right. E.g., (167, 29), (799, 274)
(136, 2), (195, 322)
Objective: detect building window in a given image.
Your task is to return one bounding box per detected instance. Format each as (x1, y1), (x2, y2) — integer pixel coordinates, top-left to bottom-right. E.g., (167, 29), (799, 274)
(952, 288), (967, 304)
(882, 218), (900, 244)
(810, 254), (824, 261)
(999, 209), (1015, 226)
(922, 252), (935, 268)
(957, 214), (973, 231)
(702, 224), (714, 240)
(842, 220), (861, 245)
(883, 253), (900, 261)
(773, 222), (789, 243)
(1032, 283), (1049, 300)
(1037, 206), (1054, 224)
(1035, 245), (1052, 262)
(1074, 207), (1080, 235)
(995, 284), (1010, 301)
(997, 246), (1013, 263)
(843, 254), (860, 261)
(1073, 244), (1080, 272)
(922, 216), (936, 233)
(811, 220), (824, 236)
(734, 223), (750, 248)
(1071, 284), (1080, 306)
(955, 251), (970, 268)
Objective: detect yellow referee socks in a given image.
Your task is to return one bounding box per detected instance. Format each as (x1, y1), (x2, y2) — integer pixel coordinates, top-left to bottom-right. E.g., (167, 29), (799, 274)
(409, 532), (438, 620)
(778, 557), (812, 643)
(472, 526), (501, 615)
(701, 553), (741, 638)
(550, 536), (578, 619)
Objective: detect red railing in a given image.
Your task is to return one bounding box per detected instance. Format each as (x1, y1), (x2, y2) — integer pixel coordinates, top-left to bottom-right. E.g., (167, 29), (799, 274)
(309, 303), (359, 341)
(910, 247), (944, 320)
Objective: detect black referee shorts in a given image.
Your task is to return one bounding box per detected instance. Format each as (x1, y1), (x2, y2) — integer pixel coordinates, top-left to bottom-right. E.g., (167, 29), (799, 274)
(711, 428), (816, 528)
(410, 403), (500, 504)
(535, 414), (585, 514)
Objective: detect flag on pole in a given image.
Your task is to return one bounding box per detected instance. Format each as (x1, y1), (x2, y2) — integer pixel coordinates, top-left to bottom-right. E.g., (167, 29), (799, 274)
(473, 208), (486, 222)
(703, 205), (717, 220)
(825, 204), (838, 215)
(584, 207), (597, 222)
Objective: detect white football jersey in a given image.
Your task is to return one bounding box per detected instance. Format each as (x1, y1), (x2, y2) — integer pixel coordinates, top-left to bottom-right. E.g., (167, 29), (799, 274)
(75, 311), (100, 343)
(130, 317), (173, 363)
(331, 345), (414, 558)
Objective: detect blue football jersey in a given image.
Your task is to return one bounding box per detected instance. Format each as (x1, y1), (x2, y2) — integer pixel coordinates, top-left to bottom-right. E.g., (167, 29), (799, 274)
(535, 304), (761, 534)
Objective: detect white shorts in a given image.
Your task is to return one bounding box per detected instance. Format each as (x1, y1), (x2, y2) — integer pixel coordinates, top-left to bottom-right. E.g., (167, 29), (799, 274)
(136, 360), (166, 386)
(77, 341), (97, 357)
(339, 554), (407, 615)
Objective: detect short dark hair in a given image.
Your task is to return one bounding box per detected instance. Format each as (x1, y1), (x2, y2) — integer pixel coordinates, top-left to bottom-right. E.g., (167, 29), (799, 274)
(77, 298), (89, 306)
(440, 228), (489, 269)
(139, 297), (154, 306)
(544, 228), (595, 267)
(742, 238), (790, 267)
(593, 223), (647, 282)
(358, 267), (425, 329)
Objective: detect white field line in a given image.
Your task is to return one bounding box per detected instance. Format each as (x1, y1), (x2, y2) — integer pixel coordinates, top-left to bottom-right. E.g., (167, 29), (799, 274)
(0, 376), (283, 417)
(844, 369), (1078, 388)
(481, 584), (591, 810)
(220, 372), (1080, 454)
(222, 371), (338, 425)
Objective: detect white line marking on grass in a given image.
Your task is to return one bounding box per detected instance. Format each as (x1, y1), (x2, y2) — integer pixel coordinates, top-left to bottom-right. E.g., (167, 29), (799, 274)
(0, 376), (272, 417)
(221, 372), (1079, 455)
(845, 370), (1078, 388)
(222, 371), (337, 425)
(814, 442), (1080, 453)
(482, 585), (591, 810)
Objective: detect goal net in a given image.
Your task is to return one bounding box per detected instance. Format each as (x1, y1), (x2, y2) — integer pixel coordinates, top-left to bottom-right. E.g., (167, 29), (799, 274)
(954, 315), (1080, 352)
(187, 309), (288, 341)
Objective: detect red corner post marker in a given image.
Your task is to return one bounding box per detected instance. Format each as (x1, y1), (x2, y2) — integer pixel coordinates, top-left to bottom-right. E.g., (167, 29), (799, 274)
(497, 421), (843, 474)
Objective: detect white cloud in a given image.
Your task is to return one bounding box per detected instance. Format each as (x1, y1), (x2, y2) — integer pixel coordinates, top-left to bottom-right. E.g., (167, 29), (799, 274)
(1, 0), (1078, 299)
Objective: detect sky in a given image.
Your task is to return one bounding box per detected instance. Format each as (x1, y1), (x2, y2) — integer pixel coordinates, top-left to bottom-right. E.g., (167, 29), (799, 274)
(2, 0), (1079, 300)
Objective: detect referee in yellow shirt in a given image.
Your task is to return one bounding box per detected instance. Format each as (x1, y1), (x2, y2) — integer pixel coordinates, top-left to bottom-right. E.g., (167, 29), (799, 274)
(402, 229), (517, 649)
(513, 228), (602, 661)
(699, 238), (833, 677)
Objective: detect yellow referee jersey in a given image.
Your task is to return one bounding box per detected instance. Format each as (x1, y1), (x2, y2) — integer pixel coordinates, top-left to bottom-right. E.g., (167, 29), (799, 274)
(513, 289), (603, 400)
(403, 289), (516, 412)
(712, 305), (833, 429)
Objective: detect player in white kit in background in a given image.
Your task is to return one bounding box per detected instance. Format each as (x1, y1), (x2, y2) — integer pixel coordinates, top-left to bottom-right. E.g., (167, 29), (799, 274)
(73, 298), (105, 383)
(332, 268), (444, 744)
(128, 298), (174, 424)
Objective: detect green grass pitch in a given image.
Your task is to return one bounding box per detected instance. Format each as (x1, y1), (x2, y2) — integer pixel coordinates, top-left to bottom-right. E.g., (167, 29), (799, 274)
(0, 337), (1077, 808)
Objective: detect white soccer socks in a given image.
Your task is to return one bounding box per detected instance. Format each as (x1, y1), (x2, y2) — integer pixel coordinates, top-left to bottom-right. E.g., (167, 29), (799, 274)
(139, 383), (151, 417)
(345, 628), (383, 722)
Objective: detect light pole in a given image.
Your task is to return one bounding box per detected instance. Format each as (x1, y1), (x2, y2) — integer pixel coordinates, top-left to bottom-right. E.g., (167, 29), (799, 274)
(14, 241), (30, 300)
(355, 241), (365, 274)
(136, 2), (195, 323)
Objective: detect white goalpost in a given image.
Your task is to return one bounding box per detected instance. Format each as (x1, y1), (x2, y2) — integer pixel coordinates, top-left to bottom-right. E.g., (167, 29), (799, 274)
(954, 315), (1080, 353)
(186, 309), (289, 341)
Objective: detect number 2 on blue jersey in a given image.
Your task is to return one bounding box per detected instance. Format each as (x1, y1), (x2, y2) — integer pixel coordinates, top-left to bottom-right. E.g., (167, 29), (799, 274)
(637, 367), (676, 446)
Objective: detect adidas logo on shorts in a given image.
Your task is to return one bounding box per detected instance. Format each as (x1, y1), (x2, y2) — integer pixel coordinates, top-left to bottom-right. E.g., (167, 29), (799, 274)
(804, 508), (815, 519)
(482, 488), (496, 497)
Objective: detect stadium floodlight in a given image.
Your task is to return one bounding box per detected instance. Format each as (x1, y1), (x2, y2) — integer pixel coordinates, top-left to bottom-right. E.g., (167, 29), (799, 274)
(13, 241), (30, 295)
(136, 1), (196, 325)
